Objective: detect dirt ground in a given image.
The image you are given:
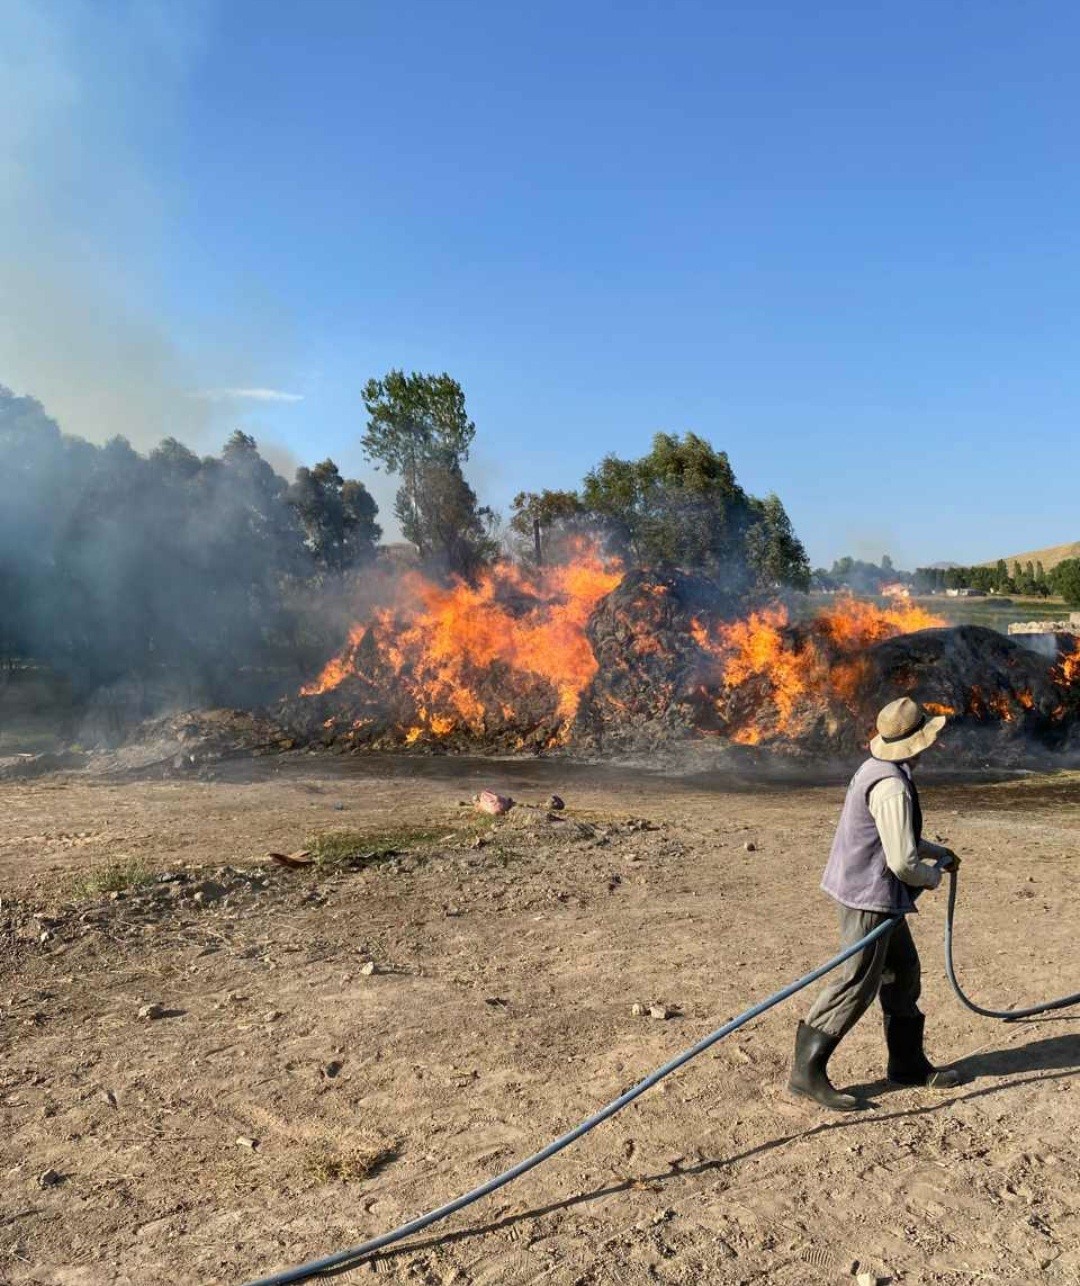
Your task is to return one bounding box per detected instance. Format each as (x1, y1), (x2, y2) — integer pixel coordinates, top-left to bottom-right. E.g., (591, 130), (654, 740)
(1, 754), (1078, 1285)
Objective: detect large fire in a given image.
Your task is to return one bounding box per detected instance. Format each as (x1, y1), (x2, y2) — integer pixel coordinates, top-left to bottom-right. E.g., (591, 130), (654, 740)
(691, 595), (944, 744)
(298, 548), (971, 749)
(301, 541), (623, 743)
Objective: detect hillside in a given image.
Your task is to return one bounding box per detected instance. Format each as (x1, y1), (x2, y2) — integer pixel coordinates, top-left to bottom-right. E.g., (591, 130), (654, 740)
(980, 539), (1080, 572)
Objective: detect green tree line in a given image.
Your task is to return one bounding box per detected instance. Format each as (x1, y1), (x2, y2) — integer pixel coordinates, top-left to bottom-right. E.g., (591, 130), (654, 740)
(1, 371), (813, 704)
(912, 559), (1080, 601)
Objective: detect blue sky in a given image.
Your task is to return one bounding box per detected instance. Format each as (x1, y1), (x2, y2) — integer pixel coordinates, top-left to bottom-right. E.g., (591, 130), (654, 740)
(2, 1), (1078, 568)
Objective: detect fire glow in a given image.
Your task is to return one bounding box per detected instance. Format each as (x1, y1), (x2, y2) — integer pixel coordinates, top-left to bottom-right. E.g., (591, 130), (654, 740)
(692, 595), (944, 745)
(298, 547), (984, 748)
(301, 540), (623, 742)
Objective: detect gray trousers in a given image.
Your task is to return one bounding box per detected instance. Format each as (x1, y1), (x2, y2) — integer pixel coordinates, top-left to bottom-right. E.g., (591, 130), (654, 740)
(805, 906), (922, 1040)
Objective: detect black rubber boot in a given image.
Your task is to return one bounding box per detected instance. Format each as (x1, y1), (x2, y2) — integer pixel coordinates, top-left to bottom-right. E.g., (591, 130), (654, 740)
(788, 1021), (864, 1111)
(884, 1014), (960, 1088)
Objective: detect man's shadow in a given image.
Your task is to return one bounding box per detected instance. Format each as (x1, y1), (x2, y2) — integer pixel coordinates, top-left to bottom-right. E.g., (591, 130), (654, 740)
(848, 1023), (1080, 1099)
(328, 1025), (1079, 1277)
(955, 1025), (1080, 1077)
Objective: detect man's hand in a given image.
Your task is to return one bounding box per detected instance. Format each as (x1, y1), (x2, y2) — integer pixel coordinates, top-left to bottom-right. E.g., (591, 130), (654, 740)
(940, 850), (961, 872)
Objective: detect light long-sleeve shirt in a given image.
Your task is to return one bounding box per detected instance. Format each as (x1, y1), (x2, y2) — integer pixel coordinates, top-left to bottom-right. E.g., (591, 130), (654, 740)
(868, 776), (947, 890)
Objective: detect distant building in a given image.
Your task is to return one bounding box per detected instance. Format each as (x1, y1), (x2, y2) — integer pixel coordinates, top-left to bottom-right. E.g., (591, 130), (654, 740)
(945, 587), (985, 598)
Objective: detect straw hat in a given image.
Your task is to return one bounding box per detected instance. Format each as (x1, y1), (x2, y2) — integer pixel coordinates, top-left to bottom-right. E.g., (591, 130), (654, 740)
(870, 696), (946, 762)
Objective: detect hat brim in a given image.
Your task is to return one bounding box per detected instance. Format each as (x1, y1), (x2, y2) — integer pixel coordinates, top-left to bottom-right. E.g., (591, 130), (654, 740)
(870, 713), (947, 762)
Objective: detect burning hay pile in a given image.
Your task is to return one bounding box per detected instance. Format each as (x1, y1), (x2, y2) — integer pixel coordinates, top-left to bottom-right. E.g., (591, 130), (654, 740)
(278, 549), (1080, 764)
(279, 546), (624, 752)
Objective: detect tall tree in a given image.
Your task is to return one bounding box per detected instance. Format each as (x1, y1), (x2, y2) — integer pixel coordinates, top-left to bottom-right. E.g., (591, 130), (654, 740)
(745, 494), (811, 592)
(412, 454), (496, 577)
(361, 370), (476, 561)
(582, 432), (759, 574)
(1052, 558), (1080, 607)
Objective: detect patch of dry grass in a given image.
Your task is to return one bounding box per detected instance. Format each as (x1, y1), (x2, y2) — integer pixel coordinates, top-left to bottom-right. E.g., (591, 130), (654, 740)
(69, 858), (153, 899)
(306, 825), (443, 869)
(303, 1140), (400, 1186)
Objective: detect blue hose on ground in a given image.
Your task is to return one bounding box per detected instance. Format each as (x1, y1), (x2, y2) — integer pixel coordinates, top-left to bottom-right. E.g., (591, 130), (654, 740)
(943, 868), (1080, 1021)
(242, 914), (901, 1286)
(244, 867), (1078, 1286)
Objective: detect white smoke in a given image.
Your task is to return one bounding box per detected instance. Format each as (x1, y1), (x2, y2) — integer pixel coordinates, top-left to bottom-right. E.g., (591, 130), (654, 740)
(0, 0), (299, 452)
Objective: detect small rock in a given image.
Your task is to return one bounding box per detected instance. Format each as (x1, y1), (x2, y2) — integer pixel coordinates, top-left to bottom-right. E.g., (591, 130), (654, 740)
(100, 1089), (118, 1108)
(648, 1003), (673, 1020)
(359, 961), (378, 976)
(744, 841), (757, 853)
(547, 795), (565, 811)
(631, 1003), (645, 1017)
(856, 1273), (879, 1286)
(264, 1011), (282, 1024)
(191, 880), (226, 906)
(235, 1136), (259, 1150)
(138, 1003), (166, 1020)
(38, 1168), (62, 1188)
(323, 1059), (343, 1079)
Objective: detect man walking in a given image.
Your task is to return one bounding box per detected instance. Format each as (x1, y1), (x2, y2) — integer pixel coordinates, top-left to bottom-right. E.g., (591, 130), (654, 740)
(789, 697), (961, 1111)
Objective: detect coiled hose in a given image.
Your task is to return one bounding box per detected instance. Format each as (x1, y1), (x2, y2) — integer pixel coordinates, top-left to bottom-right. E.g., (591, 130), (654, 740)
(943, 867), (1080, 1021)
(244, 867), (1077, 1286)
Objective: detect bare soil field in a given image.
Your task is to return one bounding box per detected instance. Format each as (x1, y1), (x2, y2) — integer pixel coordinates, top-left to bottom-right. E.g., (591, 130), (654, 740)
(1, 754), (1078, 1285)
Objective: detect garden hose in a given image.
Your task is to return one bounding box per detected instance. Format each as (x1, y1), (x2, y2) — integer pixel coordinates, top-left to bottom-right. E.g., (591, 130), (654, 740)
(243, 867), (1077, 1286)
(943, 867), (1080, 1020)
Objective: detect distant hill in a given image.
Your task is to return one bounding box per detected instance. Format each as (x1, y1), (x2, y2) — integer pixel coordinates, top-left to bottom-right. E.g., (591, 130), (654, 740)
(979, 541), (1080, 572)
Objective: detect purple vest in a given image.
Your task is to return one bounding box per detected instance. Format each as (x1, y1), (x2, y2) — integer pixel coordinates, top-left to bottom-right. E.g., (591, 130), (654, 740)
(820, 758), (923, 914)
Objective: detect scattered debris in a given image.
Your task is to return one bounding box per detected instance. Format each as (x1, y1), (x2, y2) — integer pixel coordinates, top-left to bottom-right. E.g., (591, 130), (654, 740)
(744, 840), (757, 852)
(268, 850), (314, 869)
(303, 1140), (399, 1185)
(631, 1002), (645, 1017)
(38, 1168), (62, 1188)
(359, 961), (378, 976)
(547, 794), (565, 811)
(137, 1003), (166, 1021)
(648, 1003), (676, 1020)
(322, 1060), (343, 1080)
(235, 1136), (259, 1151)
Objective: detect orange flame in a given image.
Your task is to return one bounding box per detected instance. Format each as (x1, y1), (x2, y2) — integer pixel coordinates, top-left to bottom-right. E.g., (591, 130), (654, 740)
(817, 593), (943, 648)
(301, 557), (1075, 750)
(302, 625), (369, 696)
(1056, 639), (1080, 688)
(695, 594), (944, 744)
(301, 540), (623, 741)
